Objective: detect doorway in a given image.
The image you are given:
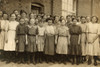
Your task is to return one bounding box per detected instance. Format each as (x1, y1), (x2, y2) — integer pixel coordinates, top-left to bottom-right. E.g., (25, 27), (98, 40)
(31, 3), (44, 14)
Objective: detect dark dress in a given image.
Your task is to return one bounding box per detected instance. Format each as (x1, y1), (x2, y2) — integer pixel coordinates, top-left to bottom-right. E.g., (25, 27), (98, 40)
(69, 25), (82, 55)
(16, 24), (27, 52)
(26, 25), (38, 52)
(44, 25), (55, 55)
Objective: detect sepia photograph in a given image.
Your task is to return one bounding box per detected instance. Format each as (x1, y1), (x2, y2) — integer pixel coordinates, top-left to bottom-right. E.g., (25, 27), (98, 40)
(0, 0), (100, 67)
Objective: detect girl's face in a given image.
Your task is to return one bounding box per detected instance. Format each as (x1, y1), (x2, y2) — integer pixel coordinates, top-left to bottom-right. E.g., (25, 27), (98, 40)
(67, 17), (72, 22)
(35, 19), (38, 25)
(38, 16), (42, 20)
(43, 15), (47, 19)
(30, 19), (35, 25)
(39, 22), (43, 27)
(55, 16), (59, 21)
(48, 20), (52, 25)
(77, 17), (81, 21)
(92, 17), (97, 23)
(21, 12), (26, 18)
(10, 14), (16, 21)
(61, 20), (66, 26)
(17, 14), (21, 19)
(14, 10), (19, 15)
(86, 17), (91, 22)
(20, 19), (25, 24)
(73, 19), (77, 25)
(81, 18), (86, 23)
(3, 14), (8, 20)
(60, 16), (64, 20)
(30, 13), (35, 19)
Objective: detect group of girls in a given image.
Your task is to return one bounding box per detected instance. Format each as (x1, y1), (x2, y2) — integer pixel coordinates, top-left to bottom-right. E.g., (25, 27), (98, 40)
(0, 10), (100, 66)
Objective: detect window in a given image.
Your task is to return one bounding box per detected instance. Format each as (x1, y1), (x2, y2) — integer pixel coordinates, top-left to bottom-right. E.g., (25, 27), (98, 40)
(62, 0), (75, 17)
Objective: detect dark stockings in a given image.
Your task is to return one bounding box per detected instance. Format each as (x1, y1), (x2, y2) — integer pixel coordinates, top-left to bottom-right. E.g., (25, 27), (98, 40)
(88, 56), (92, 65)
(94, 56), (98, 66)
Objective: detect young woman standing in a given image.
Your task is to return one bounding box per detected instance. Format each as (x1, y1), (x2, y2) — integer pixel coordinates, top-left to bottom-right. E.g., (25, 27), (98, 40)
(69, 18), (82, 65)
(86, 16), (100, 66)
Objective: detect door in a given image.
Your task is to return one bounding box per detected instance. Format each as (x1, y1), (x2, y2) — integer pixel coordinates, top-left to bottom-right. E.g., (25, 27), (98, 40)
(31, 3), (44, 14)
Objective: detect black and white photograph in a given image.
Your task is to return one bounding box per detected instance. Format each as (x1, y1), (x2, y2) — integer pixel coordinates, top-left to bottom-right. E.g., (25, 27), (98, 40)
(0, 0), (100, 67)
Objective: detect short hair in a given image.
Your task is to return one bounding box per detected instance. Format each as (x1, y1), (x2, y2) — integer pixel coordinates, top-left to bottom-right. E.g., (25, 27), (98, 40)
(72, 18), (77, 22)
(20, 10), (27, 15)
(46, 18), (53, 22)
(81, 16), (86, 19)
(91, 16), (98, 23)
(10, 13), (16, 17)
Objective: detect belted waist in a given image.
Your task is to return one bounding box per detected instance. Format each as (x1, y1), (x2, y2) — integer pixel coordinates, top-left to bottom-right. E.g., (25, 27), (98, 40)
(88, 32), (97, 34)
(71, 34), (79, 35)
(1, 29), (6, 31)
(46, 34), (54, 36)
(59, 35), (68, 37)
(38, 35), (44, 37)
(18, 34), (26, 35)
(82, 32), (86, 33)
(9, 29), (16, 31)
(28, 34), (36, 36)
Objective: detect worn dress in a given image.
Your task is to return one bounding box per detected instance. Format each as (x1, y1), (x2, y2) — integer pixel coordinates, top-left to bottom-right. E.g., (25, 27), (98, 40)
(0, 20), (9, 50)
(44, 25), (55, 55)
(26, 25), (38, 52)
(69, 25), (82, 55)
(37, 26), (45, 52)
(56, 26), (69, 54)
(16, 24), (27, 52)
(4, 21), (19, 51)
(79, 23), (87, 56)
(86, 23), (100, 56)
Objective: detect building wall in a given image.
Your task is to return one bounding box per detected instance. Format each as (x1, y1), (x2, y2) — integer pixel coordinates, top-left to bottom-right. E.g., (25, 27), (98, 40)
(77, 0), (100, 21)
(1, 0), (31, 14)
(53, 0), (62, 16)
(0, 0), (76, 17)
(77, 0), (92, 16)
(62, 0), (75, 17)
(92, 0), (100, 22)
(0, 0), (52, 15)
(53, 0), (76, 18)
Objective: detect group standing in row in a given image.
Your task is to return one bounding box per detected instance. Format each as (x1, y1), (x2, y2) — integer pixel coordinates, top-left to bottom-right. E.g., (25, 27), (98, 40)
(0, 10), (100, 66)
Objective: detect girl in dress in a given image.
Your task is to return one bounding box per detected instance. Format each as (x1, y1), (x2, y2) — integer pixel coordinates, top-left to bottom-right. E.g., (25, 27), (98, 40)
(0, 13), (9, 51)
(16, 18), (27, 63)
(29, 13), (36, 19)
(56, 19), (70, 64)
(79, 17), (87, 63)
(77, 16), (81, 25)
(69, 18), (82, 65)
(37, 20), (45, 63)
(26, 19), (38, 64)
(0, 13), (9, 61)
(20, 10), (29, 25)
(86, 16), (100, 66)
(4, 13), (19, 62)
(13, 10), (19, 16)
(16, 14), (21, 22)
(54, 16), (60, 28)
(44, 18), (56, 63)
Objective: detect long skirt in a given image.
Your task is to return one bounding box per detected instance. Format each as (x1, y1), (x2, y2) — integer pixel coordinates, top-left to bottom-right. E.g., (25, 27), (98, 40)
(86, 34), (100, 56)
(16, 35), (26, 52)
(44, 35), (55, 55)
(4, 30), (16, 51)
(27, 35), (37, 52)
(0, 31), (5, 50)
(69, 35), (82, 55)
(56, 36), (68, 54)
(80, 33), (86, 56)
(37, 36), (45, 52)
